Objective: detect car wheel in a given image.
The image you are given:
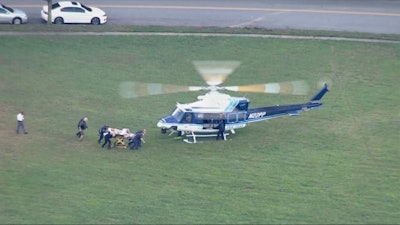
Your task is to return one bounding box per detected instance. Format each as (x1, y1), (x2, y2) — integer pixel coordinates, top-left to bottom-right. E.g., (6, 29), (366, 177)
(12, 18), (22, 24)
(54, 17), (64, 24)
(91, 17), (100, 25)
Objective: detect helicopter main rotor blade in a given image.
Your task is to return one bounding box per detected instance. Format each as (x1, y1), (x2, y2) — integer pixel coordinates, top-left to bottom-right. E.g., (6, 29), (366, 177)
(224, 80), (310, 95)
(193, 60), (240, 86)
(119, 82), (204, 98)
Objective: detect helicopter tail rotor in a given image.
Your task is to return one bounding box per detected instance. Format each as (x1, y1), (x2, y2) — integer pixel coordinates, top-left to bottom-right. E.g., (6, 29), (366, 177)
(224, 80), (310, 95)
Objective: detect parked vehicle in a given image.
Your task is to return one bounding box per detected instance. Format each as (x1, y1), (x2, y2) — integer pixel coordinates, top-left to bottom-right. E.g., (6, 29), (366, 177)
(0, 4), (28, 24)
(41, 1), (107, 25)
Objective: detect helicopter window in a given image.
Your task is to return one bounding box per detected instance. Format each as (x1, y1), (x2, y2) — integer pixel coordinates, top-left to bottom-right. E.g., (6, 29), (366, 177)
(227, 113), (237, 123)
(172, 108), (185, 122)
(237, 102), (248, 111)
(238, 112), (247, 121)
(204, 113), (222, 120)
(226, 112), (247, 123)
(184, 113), (193, 123)
(195, 113), (206, 124)
(197, 113), (204, 120)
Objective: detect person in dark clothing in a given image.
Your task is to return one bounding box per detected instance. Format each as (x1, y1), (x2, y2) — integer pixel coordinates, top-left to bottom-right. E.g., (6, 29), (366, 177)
(101, 131), (113, 149)
(130, 129), (146, 150)
(216, 119), (225, 140)
(76, 117), (88, 141)
(98, 125), (109, 144)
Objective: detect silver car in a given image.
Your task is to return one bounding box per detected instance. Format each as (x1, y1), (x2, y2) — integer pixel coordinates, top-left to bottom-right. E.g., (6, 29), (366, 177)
(0, 4), (28, 24)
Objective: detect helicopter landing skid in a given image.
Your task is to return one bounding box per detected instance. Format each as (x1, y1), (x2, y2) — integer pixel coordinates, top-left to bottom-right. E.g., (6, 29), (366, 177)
(168, 130), (177, 136)
(183, 131), (228, 144)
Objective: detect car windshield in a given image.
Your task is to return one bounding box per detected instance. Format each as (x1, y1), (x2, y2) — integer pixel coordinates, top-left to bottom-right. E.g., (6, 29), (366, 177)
(80, 3), (92, 12)
(51, 3), (60, 9)
(1, 4), (14, 13)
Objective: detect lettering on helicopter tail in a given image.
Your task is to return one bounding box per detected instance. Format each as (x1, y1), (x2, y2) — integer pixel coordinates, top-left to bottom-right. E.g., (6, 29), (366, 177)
(248, 112), (267, 119)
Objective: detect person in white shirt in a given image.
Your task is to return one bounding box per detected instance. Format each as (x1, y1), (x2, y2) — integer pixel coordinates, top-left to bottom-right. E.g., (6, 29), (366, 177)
(16, 112), (28, 134)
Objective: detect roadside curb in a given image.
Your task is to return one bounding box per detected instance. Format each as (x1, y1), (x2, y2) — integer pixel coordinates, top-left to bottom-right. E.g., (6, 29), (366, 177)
(0, 31), (399, 44)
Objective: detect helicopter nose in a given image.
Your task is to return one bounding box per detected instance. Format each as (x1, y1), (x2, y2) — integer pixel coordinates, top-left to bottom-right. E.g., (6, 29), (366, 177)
(157, 119), (166, 128)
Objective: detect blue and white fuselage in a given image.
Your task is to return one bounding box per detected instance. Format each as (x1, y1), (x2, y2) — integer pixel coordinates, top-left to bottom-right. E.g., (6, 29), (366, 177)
(157, 84), (329, 141)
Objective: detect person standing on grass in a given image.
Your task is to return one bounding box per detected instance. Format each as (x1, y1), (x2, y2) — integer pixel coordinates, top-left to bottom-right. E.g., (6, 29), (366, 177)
(130, 129), (146, 150)
(216, 119), (225, 140)
(16, 111), (28, 134)
(98, 124), (109, 144)
(101, 130), (114, 149)
(216, 114), (225, 140)
(76, 117), (88, 141)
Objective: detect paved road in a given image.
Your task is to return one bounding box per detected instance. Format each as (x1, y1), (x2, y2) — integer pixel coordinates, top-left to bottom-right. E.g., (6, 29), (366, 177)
(3, 0), (400, 34)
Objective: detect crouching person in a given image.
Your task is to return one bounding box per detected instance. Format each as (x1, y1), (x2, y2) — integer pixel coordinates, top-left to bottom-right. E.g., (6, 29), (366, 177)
(130, 129), (146, 150)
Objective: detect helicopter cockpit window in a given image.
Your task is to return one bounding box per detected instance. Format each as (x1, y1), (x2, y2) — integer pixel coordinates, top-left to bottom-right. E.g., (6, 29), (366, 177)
(172, 108), (185, 122)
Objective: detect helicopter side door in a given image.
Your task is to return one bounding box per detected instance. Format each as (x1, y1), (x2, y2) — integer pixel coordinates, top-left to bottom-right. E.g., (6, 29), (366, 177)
(226, 111), (247, 123)
(193, 113), (222, 130)
(226, 98), (248, 130)
(177, 112), (205, 132)
(226, 99), (248, 124)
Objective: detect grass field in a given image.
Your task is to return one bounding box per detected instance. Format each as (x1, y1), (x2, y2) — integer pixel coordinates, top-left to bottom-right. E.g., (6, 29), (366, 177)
(0, 27), (399, 224)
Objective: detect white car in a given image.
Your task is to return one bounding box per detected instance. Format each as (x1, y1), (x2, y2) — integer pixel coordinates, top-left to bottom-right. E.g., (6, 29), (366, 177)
(0, 4), (28, 24)
(41, 1), (107, 25)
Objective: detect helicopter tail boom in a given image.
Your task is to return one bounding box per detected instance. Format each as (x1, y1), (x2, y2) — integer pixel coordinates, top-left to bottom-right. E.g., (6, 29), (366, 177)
(246, 84), (329, 123)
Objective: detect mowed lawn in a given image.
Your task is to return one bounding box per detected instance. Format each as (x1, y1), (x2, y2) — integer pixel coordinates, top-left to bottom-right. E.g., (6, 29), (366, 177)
(0, 33), (399, 224)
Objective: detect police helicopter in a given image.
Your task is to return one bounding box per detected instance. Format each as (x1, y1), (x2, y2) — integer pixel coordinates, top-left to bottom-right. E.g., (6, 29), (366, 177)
(119, 61), (329, 143)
